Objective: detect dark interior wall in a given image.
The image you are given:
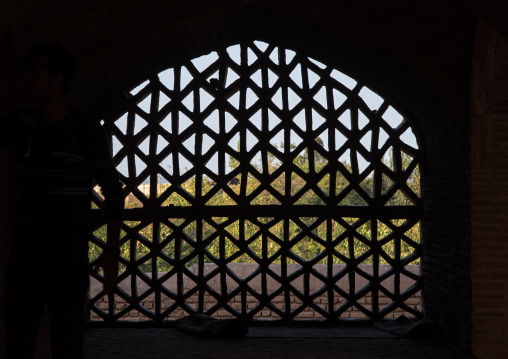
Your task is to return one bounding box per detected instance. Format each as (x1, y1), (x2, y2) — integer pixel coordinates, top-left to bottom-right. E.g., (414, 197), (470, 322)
(0, 28), (21, 359)
(470, 21), (508, 359)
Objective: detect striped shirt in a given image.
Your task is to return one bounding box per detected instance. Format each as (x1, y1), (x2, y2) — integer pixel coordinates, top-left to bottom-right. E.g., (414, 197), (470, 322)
(0, 108), (124, 233)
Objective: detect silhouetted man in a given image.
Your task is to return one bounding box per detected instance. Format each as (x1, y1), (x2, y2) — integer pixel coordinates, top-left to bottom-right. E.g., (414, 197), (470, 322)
(0, 44), (124, 359)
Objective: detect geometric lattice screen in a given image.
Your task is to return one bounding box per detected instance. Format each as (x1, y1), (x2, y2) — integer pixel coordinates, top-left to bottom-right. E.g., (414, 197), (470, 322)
(89, 40), (422, 323)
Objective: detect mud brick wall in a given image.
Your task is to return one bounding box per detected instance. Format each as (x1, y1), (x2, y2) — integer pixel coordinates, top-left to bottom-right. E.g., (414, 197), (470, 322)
(470, 21), (508, 359)
(420, 170), (470, 352)
(90, 264), (421, 321)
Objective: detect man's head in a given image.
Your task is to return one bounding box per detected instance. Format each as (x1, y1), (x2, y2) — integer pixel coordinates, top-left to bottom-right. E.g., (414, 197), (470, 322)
(21, 43), (76, 105)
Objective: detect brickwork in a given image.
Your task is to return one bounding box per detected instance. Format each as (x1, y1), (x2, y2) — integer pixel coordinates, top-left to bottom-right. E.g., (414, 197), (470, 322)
(89, 264), (422, 322)
(470, 21), (508, 359)
(421, 171), (471, 353)
(95, 293), (422, 321)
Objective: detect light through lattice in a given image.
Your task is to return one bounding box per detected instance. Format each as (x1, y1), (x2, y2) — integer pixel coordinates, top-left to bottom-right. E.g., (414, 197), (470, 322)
(89, 40), (422, 323)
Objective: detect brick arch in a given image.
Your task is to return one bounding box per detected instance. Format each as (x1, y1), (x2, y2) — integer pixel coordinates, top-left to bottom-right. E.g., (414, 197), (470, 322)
(74, 5), (469, 349)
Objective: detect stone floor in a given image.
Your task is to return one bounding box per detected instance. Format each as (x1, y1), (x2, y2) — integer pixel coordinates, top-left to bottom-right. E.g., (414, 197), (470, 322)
(84, 326), (461, 359)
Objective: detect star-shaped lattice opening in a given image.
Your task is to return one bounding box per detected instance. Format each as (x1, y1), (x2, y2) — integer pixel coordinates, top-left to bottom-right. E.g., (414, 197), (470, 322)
(91, 40), (422, 323)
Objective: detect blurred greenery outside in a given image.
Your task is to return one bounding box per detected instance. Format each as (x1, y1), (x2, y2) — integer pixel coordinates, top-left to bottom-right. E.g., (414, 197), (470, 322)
(90, 145), (420, 274)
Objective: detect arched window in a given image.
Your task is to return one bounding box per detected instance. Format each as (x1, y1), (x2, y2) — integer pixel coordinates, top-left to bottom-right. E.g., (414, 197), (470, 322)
(90, 40), (422, 322)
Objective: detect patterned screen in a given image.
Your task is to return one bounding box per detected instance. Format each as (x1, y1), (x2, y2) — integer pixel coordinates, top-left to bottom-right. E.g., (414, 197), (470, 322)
(89, 40), (422, 322)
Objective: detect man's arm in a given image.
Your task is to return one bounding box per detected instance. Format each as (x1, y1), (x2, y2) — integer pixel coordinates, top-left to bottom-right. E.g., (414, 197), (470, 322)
(87, 117), (125, 294)
(93, 218), (121, 294)
(93, 181), (124, 294)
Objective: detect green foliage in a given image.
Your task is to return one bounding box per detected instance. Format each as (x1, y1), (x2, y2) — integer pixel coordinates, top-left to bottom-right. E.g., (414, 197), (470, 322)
(90, 140), (421, 273)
